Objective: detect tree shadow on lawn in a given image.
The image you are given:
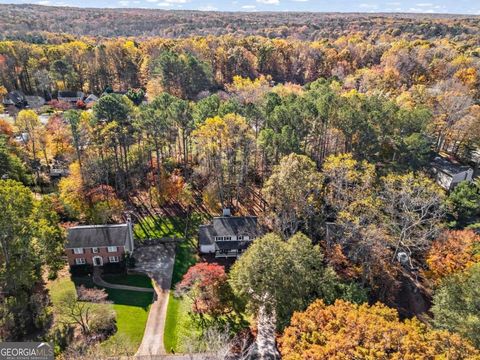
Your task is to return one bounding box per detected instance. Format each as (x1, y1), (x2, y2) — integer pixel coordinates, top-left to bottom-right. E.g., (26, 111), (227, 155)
(172, 241), (199, 286)
(72, 276), (153, 310)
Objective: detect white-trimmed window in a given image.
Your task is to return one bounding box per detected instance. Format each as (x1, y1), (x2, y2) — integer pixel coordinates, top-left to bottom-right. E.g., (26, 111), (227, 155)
(73, 248), (84, 254)
(92, 247), (99, 253)
(107, 246), (117, 253)
(75, 258), (86, 265)
(215, 236), (232, 241)
(109, 256), (119, 263)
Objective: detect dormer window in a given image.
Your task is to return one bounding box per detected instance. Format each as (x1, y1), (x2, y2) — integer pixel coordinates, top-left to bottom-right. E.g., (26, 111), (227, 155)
(215, 236), (232, 241)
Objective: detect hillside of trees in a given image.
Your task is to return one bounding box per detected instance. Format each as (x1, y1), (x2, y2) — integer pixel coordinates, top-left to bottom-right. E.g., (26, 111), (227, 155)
(1, 7), (480, 359)
(1, 4), (480, 41)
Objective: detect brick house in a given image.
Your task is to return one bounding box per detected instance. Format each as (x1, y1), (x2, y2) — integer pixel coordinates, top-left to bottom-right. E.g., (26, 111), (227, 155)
(65, 223), (134, 267)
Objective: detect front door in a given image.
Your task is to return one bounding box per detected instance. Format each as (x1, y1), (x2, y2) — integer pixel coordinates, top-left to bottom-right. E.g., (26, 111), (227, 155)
(93, 256), (103, 266)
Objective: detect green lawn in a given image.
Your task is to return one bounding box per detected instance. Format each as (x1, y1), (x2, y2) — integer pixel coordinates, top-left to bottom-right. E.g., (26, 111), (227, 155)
(164, 293), (199, 353)
(103, 288), (152, 351)
(135, 214), (206, 240)
(50, 274), (153, 354)
(103, 274), (153, 288)
(48, 274), (77, 304)
(135, 216), (185, 240)
(164, 240), (199, 353)
(172, 239), (199, 285)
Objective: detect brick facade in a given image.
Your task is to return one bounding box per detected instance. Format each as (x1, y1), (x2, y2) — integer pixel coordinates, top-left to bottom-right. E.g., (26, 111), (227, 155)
(66, 246), (125, 266)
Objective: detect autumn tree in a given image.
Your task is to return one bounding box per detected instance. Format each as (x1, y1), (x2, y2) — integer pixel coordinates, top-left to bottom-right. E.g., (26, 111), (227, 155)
(93, 94), (135, 193)
(175, 263), (241, 329)
(322, 153), (375, 216)
(193, 113), (254, 208)
(64, 110), (88, 184)
(426, 230), (480, 284)
(262, 153), (323, 238)
(380, 172), (445, 261)
(279, 299), (478, 360)
(230, 233), (366, 353)
(323, 156), (444, 303)
(16, 110), (41, 180)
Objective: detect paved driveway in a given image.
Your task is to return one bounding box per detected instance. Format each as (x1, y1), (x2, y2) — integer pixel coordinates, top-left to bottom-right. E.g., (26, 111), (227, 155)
(134, 244), (176, 357)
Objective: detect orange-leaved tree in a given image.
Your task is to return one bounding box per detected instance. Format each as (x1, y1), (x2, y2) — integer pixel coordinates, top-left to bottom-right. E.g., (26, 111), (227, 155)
(279, 299), (478, 360)
(425, 230), (480, 284)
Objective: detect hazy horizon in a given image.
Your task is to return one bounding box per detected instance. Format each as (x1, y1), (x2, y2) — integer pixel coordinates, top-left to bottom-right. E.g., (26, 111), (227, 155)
(0, 0), (479, 15)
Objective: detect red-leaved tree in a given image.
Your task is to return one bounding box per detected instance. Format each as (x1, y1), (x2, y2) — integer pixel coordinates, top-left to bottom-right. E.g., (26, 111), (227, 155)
(175, 263), (235, 320)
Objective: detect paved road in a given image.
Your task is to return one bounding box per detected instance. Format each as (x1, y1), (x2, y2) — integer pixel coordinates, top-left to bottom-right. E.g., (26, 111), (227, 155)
(134, 244), (176, 357)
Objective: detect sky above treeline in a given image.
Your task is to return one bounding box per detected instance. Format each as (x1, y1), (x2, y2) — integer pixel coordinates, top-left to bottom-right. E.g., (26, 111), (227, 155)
(1, 0), (479, 14)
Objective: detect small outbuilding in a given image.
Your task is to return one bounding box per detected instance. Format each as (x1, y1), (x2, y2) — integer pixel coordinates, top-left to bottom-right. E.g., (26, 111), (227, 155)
(431, 156), (474, 190)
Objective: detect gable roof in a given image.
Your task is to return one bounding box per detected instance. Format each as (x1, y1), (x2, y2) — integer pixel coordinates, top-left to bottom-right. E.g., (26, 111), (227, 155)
(3, 91), (26, 106)
(58, 91), (84, 102)
(66, 224), (129, 248)
(199, 216), (259, 246)
(432, 156), (473, 177)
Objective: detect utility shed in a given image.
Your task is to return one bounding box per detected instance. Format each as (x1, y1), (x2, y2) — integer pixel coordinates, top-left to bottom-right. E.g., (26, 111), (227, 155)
(431, 156), (474, 190)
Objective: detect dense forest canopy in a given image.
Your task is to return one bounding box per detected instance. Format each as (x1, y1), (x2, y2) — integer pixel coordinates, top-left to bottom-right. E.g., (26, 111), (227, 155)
(1, 5), (480, 358)
(1, 4), (480, 41)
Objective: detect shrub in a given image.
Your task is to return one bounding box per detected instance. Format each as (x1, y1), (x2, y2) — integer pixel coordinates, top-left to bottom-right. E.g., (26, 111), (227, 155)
(70, 264), (93, 277)
(102, 261), (126, 274)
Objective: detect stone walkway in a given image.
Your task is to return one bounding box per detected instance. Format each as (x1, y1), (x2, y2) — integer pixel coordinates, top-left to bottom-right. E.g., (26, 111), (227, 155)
(92, 271), (155, 293)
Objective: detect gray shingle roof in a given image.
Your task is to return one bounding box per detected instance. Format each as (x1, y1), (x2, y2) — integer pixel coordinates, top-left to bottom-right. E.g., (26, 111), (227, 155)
(199, 216), (259, 246)
(66, 224), (129, 248)
(432, 156), (472, 176)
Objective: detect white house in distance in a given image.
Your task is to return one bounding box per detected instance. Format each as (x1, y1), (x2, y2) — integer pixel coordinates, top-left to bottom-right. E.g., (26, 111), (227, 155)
(431, 156), (474, 191)
(199, 208), (260, 258)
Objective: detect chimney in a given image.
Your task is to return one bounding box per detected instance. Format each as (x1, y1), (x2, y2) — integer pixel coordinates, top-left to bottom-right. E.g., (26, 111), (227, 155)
(222, 208), (231, 217)
(125, 213), (134, 252)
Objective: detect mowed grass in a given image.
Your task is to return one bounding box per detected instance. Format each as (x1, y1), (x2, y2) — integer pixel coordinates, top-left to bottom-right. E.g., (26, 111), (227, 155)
(172, 239), (199, 285)
(164, 293), (200, 353)
(135, 216), (184, 240)
(104, 288), (153, 350)
(48, 273), (76, 304)
(103, 274), (153, 289)
(54, 274), (153, 354)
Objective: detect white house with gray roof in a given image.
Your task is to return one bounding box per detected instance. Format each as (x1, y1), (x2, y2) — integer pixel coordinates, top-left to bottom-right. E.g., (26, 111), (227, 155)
(431, 156), (474, 191)
(199, 209), (260, 258)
